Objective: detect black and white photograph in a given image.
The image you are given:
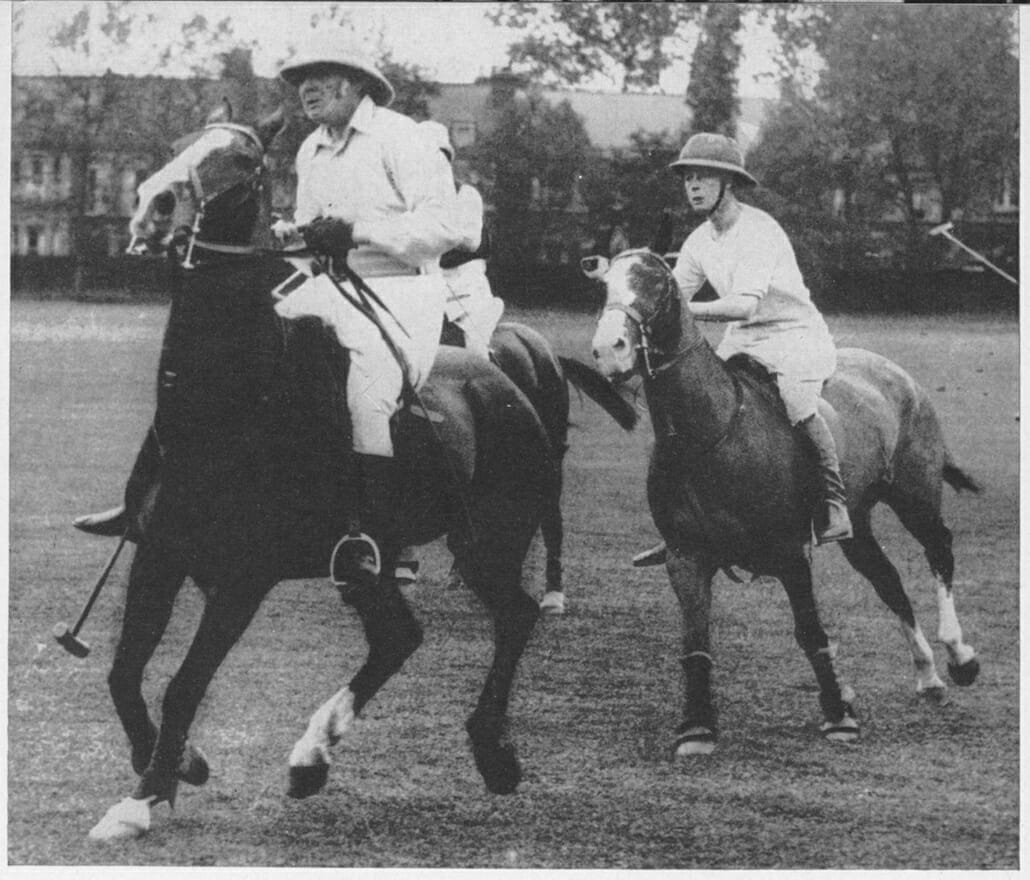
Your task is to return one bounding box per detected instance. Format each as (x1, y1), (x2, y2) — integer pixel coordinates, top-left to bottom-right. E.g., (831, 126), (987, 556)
(6, 0), (1021, 871)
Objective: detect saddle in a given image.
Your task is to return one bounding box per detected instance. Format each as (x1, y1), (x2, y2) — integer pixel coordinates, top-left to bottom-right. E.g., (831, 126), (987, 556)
(723, 354), (788, 420)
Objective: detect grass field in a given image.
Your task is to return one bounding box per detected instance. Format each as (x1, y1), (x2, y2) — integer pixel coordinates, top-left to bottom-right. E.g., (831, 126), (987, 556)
(7, 300), (1019, 869)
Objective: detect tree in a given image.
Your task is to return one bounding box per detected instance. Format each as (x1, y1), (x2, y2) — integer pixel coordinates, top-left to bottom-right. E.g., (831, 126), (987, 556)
(767, 5), (1018, 266)
(469, 82), (596, 273)
(490, 4), (701, 92)
(685, 4), (743, 137)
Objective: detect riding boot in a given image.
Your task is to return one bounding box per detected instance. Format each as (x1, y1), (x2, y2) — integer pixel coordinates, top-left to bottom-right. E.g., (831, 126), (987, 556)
(798, 412), (853, 544)
(73, 427), (160, 541)
(330, 453), (401, 596)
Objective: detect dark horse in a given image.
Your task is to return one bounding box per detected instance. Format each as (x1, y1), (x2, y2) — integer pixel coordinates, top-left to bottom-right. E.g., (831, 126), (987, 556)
(85, 106), (612, 840)
(589, 246), (981, 755)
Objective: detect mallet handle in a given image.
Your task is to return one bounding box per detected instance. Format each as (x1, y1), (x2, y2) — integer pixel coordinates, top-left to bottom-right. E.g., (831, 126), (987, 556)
(936, 230), (1019, 287)
(71, 532), (128, 636)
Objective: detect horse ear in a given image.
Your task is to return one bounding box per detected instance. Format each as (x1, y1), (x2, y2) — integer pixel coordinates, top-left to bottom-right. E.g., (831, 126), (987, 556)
(255, 106), (287, 149)
(651, 209), (674, 256)
(581, 255), (610, 280)
(608, 226), (631, 257)
(207, 97), (233, 126)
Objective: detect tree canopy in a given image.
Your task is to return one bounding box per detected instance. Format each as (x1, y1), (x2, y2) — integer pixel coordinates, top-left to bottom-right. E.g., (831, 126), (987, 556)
(490, 3), (700, 92)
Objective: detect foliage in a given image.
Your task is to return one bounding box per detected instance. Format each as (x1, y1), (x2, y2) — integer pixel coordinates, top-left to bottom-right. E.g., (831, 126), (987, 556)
(468, 84), (596, 267)
(762, 5), (1018, 268)
(685, 4), (743, 137)
(490, 3), (700, 92)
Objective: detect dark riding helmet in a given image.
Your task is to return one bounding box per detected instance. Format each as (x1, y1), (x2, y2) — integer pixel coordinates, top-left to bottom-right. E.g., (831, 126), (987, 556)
(669, 133), (758, 188)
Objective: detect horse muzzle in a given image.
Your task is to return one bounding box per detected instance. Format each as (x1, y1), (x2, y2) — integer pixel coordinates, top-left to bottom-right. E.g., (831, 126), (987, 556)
(592, 311), (639, 383)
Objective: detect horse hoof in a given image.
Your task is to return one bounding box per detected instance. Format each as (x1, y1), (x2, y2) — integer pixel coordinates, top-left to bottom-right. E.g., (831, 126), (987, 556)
(472, 743), (522, 794)
(88, 796), (153, 841)
(821, 707), (860, 744)
(674, 726), (716, 756)
(177, 742), (210, 786)
(947, 657), (980, 687)
(287, 762), (329, 799)
(539, 591), (565, 616)
(918, 685), (950, 706)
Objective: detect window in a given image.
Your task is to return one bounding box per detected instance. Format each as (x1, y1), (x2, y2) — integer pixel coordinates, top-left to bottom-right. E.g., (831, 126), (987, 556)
(450, 120), (477, 149)
(11, 225), (20, 251)
(30, 157), (44, 185)
(26, 226), (42, 255)
(52, 156), (62, 185)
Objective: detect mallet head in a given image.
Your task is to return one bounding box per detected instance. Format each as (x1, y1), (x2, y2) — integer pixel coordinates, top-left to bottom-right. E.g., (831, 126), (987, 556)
(928, 222), (955, 237)
(53, 622), (90, 658)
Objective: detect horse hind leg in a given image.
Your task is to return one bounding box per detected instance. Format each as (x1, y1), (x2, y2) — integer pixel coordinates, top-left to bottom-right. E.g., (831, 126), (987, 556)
(839, 507), (948, 700)
(452, 527), (540, 794)
(538, 458), (566, 616)
(885, 489), (979, 687)
(287, 573), (423, 798)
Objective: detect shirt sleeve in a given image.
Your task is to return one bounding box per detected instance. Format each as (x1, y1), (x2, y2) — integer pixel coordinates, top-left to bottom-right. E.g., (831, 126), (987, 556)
(672, 239), (707, 299)
(354, 134), (465, 266)
(453, 185), (484, 252)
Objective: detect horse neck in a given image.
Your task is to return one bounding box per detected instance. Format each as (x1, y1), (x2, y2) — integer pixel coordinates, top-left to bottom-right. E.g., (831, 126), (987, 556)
(642, 305), (740, 449)
(193, 183), (274, 257)
(158, 258), (284, 440)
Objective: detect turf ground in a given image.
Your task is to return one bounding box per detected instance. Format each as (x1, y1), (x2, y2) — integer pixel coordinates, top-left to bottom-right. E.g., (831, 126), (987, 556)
(7, 300), (1019, 868)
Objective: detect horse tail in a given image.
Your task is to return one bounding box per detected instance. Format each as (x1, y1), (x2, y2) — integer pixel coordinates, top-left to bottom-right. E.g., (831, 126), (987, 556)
(558, 356), (638, 431)
(943, 458), (982, 494)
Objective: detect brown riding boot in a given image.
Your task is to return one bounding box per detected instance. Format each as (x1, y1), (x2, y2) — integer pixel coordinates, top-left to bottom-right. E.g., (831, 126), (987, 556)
(330, 454), (400, 595)
(798, 413), (853, 544)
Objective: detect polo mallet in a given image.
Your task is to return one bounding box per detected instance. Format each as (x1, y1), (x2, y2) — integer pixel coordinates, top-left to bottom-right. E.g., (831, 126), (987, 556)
(928, 222), (1019, 286)
(53, 531), (129, 658)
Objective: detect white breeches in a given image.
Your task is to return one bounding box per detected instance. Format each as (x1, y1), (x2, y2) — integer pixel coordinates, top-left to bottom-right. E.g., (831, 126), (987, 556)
(275, 272), (445, 456)
(717, 329), (837, 425)
(443, 260), (504, 360)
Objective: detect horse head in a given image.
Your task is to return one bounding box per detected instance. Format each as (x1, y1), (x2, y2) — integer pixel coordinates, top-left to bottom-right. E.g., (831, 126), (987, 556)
(129, 101), (286, 260)
(586, 241), (699, 383)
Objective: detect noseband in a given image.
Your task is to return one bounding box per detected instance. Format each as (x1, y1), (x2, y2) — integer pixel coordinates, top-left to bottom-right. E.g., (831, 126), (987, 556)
(603, 249), (702, 379)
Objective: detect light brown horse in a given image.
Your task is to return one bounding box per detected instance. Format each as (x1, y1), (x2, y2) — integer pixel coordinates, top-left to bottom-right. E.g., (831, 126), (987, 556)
(588, 246), (981, 755)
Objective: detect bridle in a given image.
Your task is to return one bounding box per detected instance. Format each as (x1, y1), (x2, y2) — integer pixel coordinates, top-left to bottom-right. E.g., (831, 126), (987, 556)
(128, 123), (268, 268)
(602, 249), (705, 380)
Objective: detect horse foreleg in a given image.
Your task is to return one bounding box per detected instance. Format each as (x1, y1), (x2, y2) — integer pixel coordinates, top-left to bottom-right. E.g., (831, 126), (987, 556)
(287, 578), (423, 799)
(776, 554), (859, 743)
(666, 550), (719, 756)
(91, 575), (273, 841)
(107, 544), (186, 778)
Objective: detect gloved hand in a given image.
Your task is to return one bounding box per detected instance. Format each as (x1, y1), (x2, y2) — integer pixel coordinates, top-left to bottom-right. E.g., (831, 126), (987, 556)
(301, 217), (356, 262)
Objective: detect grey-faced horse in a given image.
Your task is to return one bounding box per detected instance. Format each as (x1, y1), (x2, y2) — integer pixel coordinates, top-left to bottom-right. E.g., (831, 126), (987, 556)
(589, 246), (980, 755)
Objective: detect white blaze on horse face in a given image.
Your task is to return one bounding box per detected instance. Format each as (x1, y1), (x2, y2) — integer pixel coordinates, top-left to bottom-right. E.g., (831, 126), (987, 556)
(591, 258), (642, 380)
(129, 127), (237, 240)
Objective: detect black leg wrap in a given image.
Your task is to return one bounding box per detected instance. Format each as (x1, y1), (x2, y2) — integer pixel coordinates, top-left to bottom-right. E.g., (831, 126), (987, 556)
(680, 653), (717, 735)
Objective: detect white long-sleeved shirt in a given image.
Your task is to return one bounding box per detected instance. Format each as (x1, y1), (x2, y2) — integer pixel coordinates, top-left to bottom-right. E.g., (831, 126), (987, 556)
(294, 96), (464, 273)
(673, 204), (835, 379)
